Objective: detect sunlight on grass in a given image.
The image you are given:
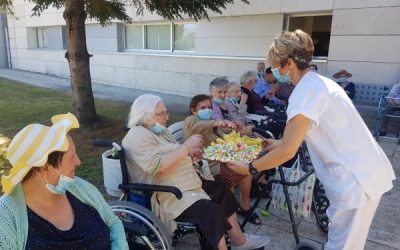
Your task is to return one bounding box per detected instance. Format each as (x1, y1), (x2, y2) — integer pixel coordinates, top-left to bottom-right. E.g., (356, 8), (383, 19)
(0, 79), (185, 194)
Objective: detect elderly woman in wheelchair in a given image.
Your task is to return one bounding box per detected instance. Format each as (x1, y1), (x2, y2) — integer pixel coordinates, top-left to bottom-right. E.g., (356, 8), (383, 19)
(122, 94), (270, 250)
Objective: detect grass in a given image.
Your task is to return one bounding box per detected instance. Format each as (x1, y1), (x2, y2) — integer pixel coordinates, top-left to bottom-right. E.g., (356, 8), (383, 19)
(0, 78), (184, 194)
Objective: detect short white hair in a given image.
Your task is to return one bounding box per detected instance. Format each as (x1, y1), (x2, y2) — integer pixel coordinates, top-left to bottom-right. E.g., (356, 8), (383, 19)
(228, 81), (240, 91)
(240, 71), (257, 85)
(127, 94), (163, 128)
(209, 77), (229, 94)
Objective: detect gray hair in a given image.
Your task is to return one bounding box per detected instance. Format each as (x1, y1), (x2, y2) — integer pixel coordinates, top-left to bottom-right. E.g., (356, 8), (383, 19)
(127, 94), (163, 128)
(209, 77), (229, 93)
(257, 62), (265, 67)
(228, 81), (240, 91)
(240, 71), (258, 85)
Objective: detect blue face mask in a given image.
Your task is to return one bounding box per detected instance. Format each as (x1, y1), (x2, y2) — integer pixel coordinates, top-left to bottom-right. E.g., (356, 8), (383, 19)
(198, 109), (213, 120)
(44, 168), (75, 195)
(212, 97), (225, 105)
(149, 122), (166, 134)
(229, 97), (239, 104)
(271, 68), (290, 83)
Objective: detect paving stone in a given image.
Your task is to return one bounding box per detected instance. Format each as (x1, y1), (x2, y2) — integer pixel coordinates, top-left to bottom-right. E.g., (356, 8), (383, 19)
(370, 204), (400, 235)
(368, 226), (400, 249)
(379, 140), (398, 157)
(394, 146), (400, 159)
(255, 224), (323, 250)
(365, 240), (399, 250)
(381, 189), (400, 208)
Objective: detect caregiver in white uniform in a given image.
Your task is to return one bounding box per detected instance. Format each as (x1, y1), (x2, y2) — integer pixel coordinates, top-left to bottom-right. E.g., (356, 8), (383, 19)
(228, 29), (395, 250)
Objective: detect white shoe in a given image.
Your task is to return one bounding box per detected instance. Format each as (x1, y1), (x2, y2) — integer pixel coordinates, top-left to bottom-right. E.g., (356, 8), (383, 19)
(231, 233), (271, 250)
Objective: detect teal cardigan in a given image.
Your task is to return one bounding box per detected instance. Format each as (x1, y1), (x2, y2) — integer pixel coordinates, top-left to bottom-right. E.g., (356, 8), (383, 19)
(0, 177), (128, 250)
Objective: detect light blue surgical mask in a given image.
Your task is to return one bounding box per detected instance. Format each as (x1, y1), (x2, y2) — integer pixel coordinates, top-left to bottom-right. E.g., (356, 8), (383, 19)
(198, 109), (213, 120)
(212, 97), (225, 105)
(271, 68), (290, 83)
(44, 168), (75, 195)
(149, 122), (166, 134)
(229, 97), (239, 104)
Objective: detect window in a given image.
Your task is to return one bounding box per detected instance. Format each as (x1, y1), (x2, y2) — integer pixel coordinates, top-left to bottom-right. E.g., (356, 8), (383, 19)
(146, 25), (171, 50)
(174, 23), (195, 51)
(36, 28), (48, 48)
(62, 26), (68, 50)
(125, 26), (143, 49)
(124, 23), (195, 52)
(287, 14), (332, 57)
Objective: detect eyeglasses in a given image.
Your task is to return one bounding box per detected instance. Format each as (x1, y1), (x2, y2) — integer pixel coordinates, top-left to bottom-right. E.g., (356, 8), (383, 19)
(154, 111), (169, 117)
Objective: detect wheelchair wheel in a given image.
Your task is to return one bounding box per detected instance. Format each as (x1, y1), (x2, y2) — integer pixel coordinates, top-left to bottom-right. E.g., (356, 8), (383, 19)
(109, 201), (173, 250)
(312, 179), (329, 236)
(315, 214), (329, 236)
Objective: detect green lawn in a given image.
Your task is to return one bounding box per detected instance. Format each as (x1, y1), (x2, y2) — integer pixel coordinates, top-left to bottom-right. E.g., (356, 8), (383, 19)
(0, 78), (184, 193)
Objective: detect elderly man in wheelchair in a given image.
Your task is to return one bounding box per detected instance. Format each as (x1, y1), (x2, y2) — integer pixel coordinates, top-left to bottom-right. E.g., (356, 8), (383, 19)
(120, 93), (271, 250)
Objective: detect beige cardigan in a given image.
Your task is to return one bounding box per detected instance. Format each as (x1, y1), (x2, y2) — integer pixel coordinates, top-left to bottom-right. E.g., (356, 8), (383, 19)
(122, 126), (210, 233)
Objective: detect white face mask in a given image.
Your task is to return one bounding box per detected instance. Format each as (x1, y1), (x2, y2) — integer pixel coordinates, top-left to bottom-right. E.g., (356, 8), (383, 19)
(336, 77), (348, 83)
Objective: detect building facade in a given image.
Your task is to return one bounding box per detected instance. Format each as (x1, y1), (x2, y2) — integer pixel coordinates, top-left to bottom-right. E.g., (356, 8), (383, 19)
(4, 0), (400, 96)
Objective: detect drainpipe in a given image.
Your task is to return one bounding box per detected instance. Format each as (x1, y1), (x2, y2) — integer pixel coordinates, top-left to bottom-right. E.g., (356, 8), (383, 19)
(0, 14), (11, 69)
(4, 15), (11, 69)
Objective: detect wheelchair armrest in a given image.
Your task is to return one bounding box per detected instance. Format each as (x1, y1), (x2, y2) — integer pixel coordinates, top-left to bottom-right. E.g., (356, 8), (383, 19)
(246, 114), (267, 124)
(120, 183), (183, 199)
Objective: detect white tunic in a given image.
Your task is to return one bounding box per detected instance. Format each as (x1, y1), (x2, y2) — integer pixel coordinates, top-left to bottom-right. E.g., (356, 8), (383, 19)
(286, 71), (395, 210)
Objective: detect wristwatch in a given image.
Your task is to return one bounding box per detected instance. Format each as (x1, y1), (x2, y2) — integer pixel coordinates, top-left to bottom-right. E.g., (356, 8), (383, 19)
(248, 162), (258, 175)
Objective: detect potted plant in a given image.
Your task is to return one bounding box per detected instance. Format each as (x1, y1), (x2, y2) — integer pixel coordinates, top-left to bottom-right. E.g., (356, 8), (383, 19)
(101, 146), (123, 197)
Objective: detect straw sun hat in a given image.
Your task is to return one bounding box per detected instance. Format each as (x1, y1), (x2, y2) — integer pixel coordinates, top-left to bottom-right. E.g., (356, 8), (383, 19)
(1, 113), (79, 194)
(332, 69), (352, 79)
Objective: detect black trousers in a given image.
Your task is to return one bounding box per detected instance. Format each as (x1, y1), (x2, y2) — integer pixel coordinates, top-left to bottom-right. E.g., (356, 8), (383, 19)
(176, 180), (239, 249)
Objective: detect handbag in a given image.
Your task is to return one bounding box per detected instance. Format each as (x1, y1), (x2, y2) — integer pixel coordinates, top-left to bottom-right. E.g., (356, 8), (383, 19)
(271, 154), (316, 218)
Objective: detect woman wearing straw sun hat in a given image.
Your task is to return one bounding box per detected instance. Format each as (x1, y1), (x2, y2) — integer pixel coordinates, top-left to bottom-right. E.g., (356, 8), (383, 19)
(0, 113), (128, 250)
(333, 69), (355, 100)
(227, 30), (395, 250)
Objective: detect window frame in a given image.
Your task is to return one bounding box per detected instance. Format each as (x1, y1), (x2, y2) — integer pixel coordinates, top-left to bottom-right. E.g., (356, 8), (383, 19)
(36, 27), (48, 49)
(172, 21), (196, 52)
(124, 25), (145, 50)
(284, 12), (332, 59)
(124, 21), (196, 53)
(144, 23), (172, 51)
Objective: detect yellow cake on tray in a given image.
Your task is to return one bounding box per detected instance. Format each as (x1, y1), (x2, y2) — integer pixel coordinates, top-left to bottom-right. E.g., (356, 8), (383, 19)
(203, 131), (263, 164)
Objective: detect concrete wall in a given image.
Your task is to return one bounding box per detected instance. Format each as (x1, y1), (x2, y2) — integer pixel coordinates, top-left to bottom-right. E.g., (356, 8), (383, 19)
(5, 0), (400, 97)
(327, 3), (400, 85)
(0, 15), (8, 68)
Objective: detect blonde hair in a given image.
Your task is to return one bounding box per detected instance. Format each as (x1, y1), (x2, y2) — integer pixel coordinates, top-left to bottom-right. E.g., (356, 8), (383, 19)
(127, 94), (162, 128)
(267, 29), (314, 70)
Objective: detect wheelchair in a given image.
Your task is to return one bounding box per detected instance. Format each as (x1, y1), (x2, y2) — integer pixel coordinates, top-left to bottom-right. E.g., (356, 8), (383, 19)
(94, 139), (219, 250)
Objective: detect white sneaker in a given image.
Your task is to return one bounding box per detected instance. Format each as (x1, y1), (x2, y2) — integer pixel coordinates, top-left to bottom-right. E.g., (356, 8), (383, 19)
(231, 233), (271, 250)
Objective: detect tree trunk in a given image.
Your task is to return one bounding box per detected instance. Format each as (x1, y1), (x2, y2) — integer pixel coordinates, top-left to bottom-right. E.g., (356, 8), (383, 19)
(63, 0), (99, 127)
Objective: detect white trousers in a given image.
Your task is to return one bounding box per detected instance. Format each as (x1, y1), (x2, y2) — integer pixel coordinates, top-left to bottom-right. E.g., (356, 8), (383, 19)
(324, 196), (381, 250)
